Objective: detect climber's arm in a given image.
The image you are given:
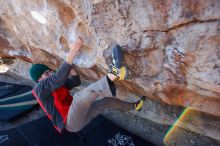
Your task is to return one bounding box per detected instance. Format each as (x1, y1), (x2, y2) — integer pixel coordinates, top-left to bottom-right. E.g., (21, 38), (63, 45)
(38, 37), (83, 92)
(66, 37), (83, 65)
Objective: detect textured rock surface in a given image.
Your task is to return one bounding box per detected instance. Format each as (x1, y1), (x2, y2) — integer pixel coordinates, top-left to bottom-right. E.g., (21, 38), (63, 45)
(0, 0), (220, 144)
(103, 109), (220, 146)
(0, 58), (35, 86)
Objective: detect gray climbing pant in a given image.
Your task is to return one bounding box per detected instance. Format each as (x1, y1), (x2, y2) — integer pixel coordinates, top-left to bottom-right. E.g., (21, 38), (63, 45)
(65, 76), (133, 132)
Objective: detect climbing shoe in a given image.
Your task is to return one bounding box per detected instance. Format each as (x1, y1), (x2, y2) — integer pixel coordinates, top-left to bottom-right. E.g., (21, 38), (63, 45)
(133, 96), (146, 111)
(108, 45), (128, 80)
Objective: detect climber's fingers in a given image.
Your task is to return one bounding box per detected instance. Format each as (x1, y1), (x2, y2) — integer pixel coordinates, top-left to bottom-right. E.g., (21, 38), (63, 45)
(69, 37), (84, 53)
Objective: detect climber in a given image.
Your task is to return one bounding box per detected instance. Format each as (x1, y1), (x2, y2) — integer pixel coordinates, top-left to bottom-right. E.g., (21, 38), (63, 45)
(29, 37), (146, 133)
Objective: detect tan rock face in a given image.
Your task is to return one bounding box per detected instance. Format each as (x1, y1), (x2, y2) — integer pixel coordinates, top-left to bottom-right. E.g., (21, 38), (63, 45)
(0, 0), (220, 142)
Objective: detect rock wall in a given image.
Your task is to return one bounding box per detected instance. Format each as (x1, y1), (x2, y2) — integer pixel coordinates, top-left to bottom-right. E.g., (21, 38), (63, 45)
(0, 58), (35, 86)
(0, 0), (220, 143)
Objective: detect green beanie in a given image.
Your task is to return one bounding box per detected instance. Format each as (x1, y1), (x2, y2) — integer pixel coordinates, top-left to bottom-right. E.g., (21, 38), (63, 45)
(29, 64), (50, 82)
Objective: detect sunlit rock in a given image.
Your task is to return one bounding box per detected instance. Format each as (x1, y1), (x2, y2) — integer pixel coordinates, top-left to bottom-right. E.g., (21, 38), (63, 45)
(0, 0), (220, 143)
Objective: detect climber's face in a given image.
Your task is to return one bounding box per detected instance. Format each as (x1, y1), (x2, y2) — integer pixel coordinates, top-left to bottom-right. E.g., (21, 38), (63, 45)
(38, 70), (52, 82)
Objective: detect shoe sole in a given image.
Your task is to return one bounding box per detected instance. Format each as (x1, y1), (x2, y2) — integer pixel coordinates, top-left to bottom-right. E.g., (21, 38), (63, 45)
(112, 45), (123, 68)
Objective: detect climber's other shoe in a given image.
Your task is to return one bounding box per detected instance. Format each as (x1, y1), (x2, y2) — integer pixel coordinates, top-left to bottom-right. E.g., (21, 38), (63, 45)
(133, 96), (146, 111)
(108, 45), (128, 80)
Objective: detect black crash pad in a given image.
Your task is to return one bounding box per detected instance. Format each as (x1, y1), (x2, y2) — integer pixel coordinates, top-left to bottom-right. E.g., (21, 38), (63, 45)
(78, 116), (155, 146)
(0, 117), (86, 146)
(0, 82), (38, 122)
(0, 116), (155, 146)
(0, 129), (29, 146)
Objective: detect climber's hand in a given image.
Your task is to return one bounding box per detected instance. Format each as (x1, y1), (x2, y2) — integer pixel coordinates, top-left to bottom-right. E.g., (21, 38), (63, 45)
(66, 37), (84, 65)
(70, 37), (83, 54)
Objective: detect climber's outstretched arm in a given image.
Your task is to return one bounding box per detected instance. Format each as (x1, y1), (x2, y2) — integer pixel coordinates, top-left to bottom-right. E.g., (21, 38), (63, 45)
(34, 37), (83, 92)
(66, 37), (83, 65)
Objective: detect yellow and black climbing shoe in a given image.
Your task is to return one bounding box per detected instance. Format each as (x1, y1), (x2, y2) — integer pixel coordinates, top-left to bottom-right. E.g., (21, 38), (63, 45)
(112, 45), (123, 68)
(108, 64), (128, 80)
(108, 45), (128, 80)
(133, 96), (146, 111)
